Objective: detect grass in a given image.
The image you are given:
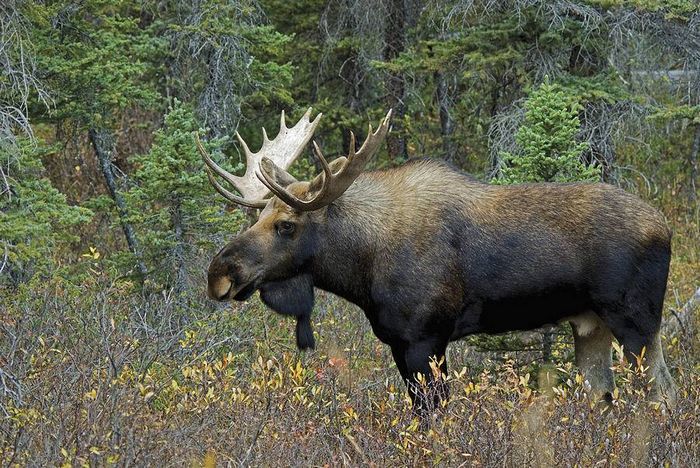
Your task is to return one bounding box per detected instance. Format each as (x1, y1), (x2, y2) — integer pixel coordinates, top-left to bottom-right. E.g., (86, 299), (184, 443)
(1, 258), (699, 466)
(1, 172), (698, 466)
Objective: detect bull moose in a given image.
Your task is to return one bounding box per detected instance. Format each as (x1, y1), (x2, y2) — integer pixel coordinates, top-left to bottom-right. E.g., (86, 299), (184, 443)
(197, 109), (677, 413)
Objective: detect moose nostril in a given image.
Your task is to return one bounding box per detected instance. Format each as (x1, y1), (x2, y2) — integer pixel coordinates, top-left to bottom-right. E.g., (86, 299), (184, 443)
(208, 276), (233, 301)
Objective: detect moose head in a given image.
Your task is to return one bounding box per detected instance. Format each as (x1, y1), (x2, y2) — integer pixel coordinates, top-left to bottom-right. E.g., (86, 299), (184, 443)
(197, 109), (391, 350)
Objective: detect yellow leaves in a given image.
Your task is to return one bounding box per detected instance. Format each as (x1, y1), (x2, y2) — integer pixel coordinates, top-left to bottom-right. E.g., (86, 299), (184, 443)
(60, 447), (72, 468)
(7, 406), (41, 428)
(179, 329), (198, 348)
(519, 373), (531, 387)
(137, 383), (155, 402)
(342, 405), (358, 422)
(670, 335), (679, 348)
(84, 389), (97, 401)
(612, 341), (625, 362)
(202, 450), (216, 468)
(453, 366), (467, 380)
(81, 246), (101, 260)
(463, 381), (479, 396)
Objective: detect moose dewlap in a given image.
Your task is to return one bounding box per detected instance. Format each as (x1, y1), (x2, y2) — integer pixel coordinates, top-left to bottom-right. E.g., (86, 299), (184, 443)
(197, 109), (677, 416)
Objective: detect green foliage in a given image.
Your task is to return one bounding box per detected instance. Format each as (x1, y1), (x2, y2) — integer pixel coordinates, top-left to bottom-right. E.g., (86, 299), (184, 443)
(0, 1), (699, 464)
(163, 0), (295, 135)
(124, 101), (246, 286)
(584, 0), (699, 19)
(496, 81), (601, 184)
(31, 0), (163, 127)
(0, 139), (92, 282)
(648, 104), (700, 124)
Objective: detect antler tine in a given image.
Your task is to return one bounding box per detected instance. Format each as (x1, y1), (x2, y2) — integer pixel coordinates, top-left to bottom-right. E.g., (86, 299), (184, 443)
(251, 108), (322, 170)
(257, 109), (392, 212)
(348, 131), (356, 156)
(235, 131), (256, 169)
(196, 133), (268, 208)
(204, 167), (268, 209)
(200, 109), (323, 208)
(197, 133), (239, 188)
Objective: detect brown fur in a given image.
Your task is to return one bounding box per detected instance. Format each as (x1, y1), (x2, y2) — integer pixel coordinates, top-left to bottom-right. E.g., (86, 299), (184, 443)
(207, 157), (677, 414)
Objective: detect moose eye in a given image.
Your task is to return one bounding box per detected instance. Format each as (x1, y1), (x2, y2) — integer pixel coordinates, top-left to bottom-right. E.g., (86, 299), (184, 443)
(277, 221), (295, 236)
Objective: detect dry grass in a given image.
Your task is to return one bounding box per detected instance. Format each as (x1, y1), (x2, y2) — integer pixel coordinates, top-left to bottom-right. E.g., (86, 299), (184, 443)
(1, 265), (699, 466)
(1, 171), (698, 466)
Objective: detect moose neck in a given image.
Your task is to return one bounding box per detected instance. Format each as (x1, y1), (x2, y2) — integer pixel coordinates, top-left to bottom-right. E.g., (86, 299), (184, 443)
(309, 175), (392, 311)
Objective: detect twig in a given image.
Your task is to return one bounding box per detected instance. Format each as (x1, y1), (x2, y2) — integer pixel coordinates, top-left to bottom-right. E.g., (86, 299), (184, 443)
(240, 395), (271, 467)
(0, 242), (8, 275)
(663, 287), (700, 337)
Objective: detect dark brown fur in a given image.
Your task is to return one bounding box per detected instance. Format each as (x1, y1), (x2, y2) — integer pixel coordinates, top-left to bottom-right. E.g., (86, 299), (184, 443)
(208, 158), (677, 414)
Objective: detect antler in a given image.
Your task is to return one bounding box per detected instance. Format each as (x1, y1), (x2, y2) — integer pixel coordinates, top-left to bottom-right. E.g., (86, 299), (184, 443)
(256, 109), (392, 211)
(197, 108), (322, 209)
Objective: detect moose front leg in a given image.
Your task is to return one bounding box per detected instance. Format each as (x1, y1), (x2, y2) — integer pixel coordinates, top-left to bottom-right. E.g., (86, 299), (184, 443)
(402, 339), (449, 418)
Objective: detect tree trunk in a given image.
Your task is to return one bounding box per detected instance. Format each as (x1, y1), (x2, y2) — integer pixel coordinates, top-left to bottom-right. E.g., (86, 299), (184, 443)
(383, 0), (408, 161)
(88, 128), (147, 279)
(541, 329), (553, 363)
(170, 199), (187, 294)
(435, 70), (454, 162)
(689, 124), (699, 205)
(340, 48), (365, 155)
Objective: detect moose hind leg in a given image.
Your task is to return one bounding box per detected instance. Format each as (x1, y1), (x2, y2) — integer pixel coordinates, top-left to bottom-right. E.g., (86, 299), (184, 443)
(570, 312), (615, 402)
(597, 250), (677, 406)
(645, 332), (677, 406)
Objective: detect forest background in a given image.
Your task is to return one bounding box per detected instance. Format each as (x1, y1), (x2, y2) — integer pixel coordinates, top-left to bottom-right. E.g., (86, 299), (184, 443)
(1, 0), (699, 465)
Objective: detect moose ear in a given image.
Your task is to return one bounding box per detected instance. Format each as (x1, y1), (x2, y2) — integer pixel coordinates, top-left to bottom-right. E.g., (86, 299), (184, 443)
(259, 275), (316, 350)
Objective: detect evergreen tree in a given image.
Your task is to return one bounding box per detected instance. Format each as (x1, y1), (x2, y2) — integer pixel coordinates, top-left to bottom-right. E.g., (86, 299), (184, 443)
(125, 102), (246, 291)
(0, 140), (92, 285)
(496, 81), (601, 184)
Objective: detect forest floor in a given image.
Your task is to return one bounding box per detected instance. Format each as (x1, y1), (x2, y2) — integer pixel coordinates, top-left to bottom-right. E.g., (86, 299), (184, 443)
(1, 213), (698, 467)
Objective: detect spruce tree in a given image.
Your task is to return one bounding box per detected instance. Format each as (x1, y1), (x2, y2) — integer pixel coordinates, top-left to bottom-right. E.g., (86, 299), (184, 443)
(496, 81), (600, 184)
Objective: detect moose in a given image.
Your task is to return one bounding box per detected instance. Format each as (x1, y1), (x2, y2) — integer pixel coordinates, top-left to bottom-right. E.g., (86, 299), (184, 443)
(197, 109), (677, 414)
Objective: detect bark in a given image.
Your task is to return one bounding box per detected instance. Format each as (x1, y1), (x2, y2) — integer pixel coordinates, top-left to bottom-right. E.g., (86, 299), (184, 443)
(689, 124), (699, 205)
(340, 47), (365, 155)
(170, 199), (187, 294)
(542, 329), (553, 363)
(383, 0), (408, 161)
(435, 70), (454, 162)
(88, 128), (147, 279)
